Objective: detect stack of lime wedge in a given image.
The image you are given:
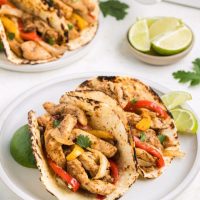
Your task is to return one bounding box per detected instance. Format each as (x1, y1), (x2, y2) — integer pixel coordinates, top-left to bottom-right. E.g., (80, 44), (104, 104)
(128, 17), (193, 56)
(161, 91), (198, 134)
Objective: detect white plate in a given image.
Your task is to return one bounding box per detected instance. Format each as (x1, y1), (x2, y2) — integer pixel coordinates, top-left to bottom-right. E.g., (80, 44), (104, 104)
(0, 37), (97, 73)
(0, 72), (199, 200)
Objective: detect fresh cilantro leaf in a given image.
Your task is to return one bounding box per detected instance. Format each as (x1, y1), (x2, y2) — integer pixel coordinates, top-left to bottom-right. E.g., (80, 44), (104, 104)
(68, 24), (74, 30)
(53, 119), (61, 128)
(7, 32), (15, 40)
(0, 41), (4, 51)
(140, 132), (146, 142)
(158, 135), (166, 144)
(99, 0), (129, 20)
(131, 98), (137, 104)
(173, 58), (200, 86)
(76, 135), (91, 148)
(47, 37), (55, 45)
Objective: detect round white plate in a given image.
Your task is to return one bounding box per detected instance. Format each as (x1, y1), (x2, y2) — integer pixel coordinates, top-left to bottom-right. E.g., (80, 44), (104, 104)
(0, 72), (199, 200)
(0, 37), (97, 73)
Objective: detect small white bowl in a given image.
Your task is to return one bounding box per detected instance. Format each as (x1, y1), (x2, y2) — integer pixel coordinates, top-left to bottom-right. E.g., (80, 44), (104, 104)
(127, 26), (194, 66)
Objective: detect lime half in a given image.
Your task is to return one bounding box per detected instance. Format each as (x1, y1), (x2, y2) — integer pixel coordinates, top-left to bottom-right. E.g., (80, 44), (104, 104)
(161, 91), (192, 110)
(149, 17), (182, 40)
(171, 108), (198, 134)
(128, 19), (150, 52)
(152, 26), (192, 55)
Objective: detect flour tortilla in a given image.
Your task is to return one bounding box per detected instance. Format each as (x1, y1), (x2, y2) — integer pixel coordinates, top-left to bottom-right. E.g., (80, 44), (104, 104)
(0, 0), (99, 64)
(28, 94), (138, 200)
(75, 76), (180, 178)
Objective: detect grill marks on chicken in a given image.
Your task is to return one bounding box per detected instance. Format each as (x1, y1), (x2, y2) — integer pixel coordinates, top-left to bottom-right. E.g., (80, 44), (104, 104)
(37, 100), (118, 196)
(73, 129), (117, 158)
(67, 159), (115, 195)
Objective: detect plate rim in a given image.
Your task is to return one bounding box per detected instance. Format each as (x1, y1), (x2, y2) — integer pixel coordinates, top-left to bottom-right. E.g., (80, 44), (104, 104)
(0, 71), (199, 200)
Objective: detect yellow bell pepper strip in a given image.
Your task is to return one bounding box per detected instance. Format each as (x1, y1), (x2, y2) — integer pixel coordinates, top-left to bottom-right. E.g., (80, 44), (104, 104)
(0, 16), (20, 40)
(48, 158), (80, 192)
(66, 144), (84, 161)
(135, 111), (151, 131)
(71, 13), (88, 30)
(86, 130), (114, 139)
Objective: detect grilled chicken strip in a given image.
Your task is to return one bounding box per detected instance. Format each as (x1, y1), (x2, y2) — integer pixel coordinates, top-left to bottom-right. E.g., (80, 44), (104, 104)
(43, 102), (88, 126)
(73, 129), (117, 158)
(21, 41), (52, 60)
(51, 114), (77, 145)
(78, 152), (99, 177)
(63, 0), (88, 14)
(135, 148), (156, 167)
(67, 159), (115, 195)
(45, 126), (66, 168)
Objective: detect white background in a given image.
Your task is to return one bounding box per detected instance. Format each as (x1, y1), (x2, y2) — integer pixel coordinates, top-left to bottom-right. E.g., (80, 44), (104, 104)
(0, 0), (200, 199)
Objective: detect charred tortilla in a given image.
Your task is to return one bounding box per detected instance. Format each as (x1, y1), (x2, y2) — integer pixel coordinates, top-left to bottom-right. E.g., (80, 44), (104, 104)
(70, 76), (181, 178)
(28, 93), (138, 200)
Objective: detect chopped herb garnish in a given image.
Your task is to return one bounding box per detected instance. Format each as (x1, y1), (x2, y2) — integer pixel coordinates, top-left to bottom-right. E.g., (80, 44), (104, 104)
(173, 58), (200, 86)
(76, 135), (91, 148)
(0, 41), (4, 51)
(53, 119), (61, 128)
(140, 132), (146, 142)
(7, 32), (15, 40)
(99, 0), (129, 20)
(158, 135), (166, 144)
(47, 37), (55, 45)
(68, 24), (74, 30)
(131, 98), (137, 104)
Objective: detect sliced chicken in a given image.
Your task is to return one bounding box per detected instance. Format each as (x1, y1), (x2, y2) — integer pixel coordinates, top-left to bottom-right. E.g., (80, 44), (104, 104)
(37, 114), (52, 127)
(21, 41), (52, 60)
(9, 39), (22, 57)
(145, 129), (163, 151)
(64, 0), (88, 14)
(78, 152), (99, 177)
(45, 127), (66, 168)
(135, 148), (156, 166)
(51, 114), (77, 145)
(67, 159), (115, 195)
(73, 129), (117, 158)
(82, 0), (96, 11)
(43, 102), (88, 126)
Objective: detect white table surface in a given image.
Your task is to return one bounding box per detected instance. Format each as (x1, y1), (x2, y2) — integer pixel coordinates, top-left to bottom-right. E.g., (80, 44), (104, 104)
(0, 0), (200, 199)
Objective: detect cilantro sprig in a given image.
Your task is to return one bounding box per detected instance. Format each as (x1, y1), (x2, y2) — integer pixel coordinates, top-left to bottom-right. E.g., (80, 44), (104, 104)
(140, 132), (146, 142)
(173, 58), (200, 86)
(53, 119), (61, 128)
(76, 135), (91, 148)
(99, 0), (129, 20)
(158, 135), (166, 144)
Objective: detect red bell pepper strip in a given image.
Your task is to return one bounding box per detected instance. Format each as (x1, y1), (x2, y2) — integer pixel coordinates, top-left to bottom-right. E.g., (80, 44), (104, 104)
(0, 0), (7, 5)
(109, 160), (119, 184)
(18, 20), (42, 42)
(134, 136), (165, 168)
(96, 194), (106, 200)
(124, 100), (168, 119)
(0, 0), (15, 7)
(48, 158), (80, 192)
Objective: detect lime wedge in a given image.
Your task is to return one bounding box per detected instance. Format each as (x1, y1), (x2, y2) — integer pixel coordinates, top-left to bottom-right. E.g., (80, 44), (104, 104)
(149, 17), (182, 40)
(171, 108), (198, 134)
(128, 19), (150, 52)
(10, 125), (36, 168)
(152, 26), (193, 55)
(161, 91), (192, 110)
